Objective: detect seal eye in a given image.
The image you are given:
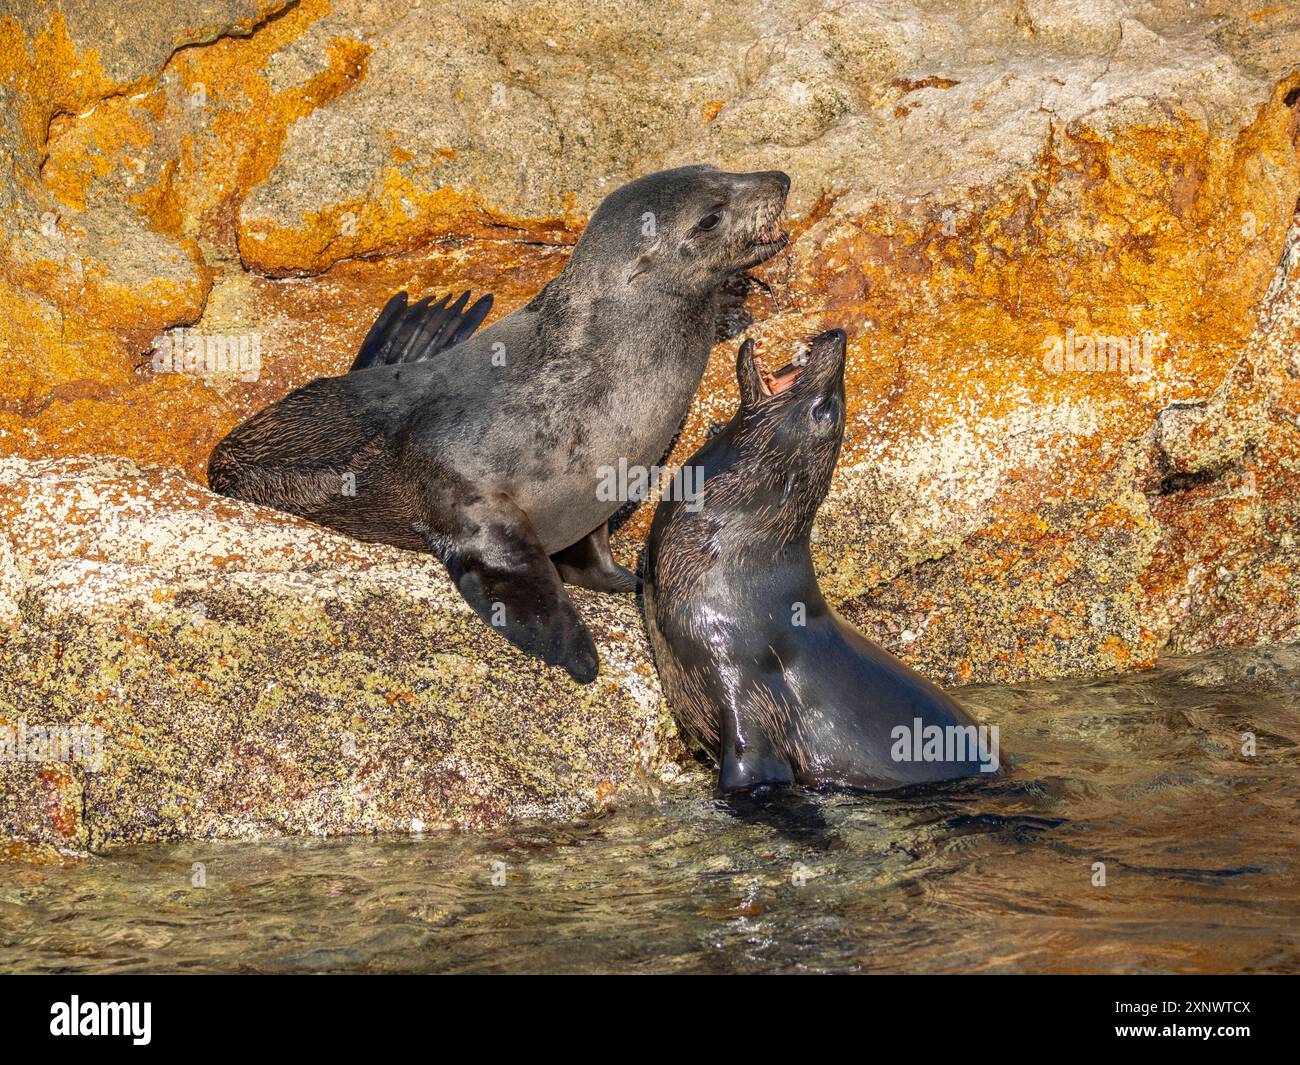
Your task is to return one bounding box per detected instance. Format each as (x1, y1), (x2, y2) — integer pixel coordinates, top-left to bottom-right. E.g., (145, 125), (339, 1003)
(697, 212), (722, 232)
(810, 397), (838, 425)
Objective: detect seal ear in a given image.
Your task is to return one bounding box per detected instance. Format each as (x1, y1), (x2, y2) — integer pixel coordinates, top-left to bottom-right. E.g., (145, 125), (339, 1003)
(736, 338), (765, 409)
(627, 252), (655, 285)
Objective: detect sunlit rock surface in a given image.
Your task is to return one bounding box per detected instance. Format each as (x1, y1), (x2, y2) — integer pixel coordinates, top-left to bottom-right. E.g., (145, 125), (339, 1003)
(0, 456), (678, 850)
(1, 0), (1299, 849)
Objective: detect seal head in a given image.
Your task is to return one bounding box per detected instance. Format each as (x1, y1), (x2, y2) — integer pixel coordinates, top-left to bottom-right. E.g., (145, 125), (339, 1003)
(644, 329), (999, 791)
(568, 164), (791, 289)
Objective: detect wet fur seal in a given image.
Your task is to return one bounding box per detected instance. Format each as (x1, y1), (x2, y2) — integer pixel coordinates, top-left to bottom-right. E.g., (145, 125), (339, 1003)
(208, 165), (791, 683)
(643, 329), (996, 792)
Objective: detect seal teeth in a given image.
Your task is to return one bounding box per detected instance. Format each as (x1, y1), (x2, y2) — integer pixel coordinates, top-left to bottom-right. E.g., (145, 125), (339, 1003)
(752, 346), (774, 397)
(756, 217), (790, 246)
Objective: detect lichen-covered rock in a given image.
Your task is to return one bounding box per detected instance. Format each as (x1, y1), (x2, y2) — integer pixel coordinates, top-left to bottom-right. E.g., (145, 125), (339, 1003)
(1, 0), (1298, 698)
(0, 456), (681, 850)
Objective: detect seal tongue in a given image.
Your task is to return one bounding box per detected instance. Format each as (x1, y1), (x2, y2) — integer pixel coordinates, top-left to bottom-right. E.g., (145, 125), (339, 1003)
(753, 349), (801, 397)
(765, 365), (800, 395)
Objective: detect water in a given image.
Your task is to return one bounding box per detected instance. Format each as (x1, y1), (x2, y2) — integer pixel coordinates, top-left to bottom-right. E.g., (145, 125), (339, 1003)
(2, 644), (1297, 974)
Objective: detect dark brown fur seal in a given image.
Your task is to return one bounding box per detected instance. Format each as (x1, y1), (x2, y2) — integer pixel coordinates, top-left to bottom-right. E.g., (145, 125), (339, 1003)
(208, 165), (791, 682)
(643, 330), (999, 791)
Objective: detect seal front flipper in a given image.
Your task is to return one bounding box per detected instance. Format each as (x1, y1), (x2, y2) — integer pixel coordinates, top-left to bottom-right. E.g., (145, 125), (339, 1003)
(551, 523), (640, 594)
(431, 495), (600, 684)
(349, 289), (493, 372)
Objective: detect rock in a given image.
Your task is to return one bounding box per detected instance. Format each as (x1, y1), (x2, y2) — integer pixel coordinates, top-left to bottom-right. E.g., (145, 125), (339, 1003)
(0, 1), (1297, 711)
(0, 0), (291, 471)
(0, 456), (680, 850)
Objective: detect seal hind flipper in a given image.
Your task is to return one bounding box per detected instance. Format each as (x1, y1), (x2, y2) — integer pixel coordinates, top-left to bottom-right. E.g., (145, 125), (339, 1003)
(433, 495), (600, 684)
(207, 377), (383, 513)
(349, 290), (493, 372)
(718, 682), (797, 793)
(551, 523), (641, 593)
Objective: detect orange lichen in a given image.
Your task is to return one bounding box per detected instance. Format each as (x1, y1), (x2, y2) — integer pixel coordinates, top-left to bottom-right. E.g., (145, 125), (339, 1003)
(0, 13), (121, 152)
(239, 169), (579, 277)
(0, 12), (213, 437)
(41, 91), (161, 211)
(146, 4), (371, 249)
(0, 840), (80, 866)
(0, 376), (234, 478)
(1, 5), (1297, 690)
(892, 76), (959, 93)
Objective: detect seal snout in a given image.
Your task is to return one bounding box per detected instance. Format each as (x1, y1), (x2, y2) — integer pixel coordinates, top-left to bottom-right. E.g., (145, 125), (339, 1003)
(749, 207), (790, 257)
(739, 326), (848, 403)
(808, 327), (848, 366)
(733, 170), (791, 266)
(761, 170), (791, 195)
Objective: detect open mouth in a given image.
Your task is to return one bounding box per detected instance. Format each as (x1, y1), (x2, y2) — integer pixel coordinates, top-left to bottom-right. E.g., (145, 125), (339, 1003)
(751, 345), (801, 397)
(752, 219), (790, 258)
(747, 329), (846, 398)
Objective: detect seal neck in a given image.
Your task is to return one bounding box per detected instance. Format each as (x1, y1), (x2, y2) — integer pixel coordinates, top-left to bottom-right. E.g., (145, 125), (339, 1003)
(546, 266), (718, 375)
(561, 245), (715, 307)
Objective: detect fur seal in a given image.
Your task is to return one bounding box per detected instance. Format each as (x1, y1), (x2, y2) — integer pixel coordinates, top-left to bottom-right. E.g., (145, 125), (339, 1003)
(643, 329), (998, 791)
(208, 165), (791, 683)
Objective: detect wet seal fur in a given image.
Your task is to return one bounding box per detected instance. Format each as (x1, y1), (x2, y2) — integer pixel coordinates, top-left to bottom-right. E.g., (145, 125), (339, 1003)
(644, 330), (997, 791)
(209, 165), (790, 683)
